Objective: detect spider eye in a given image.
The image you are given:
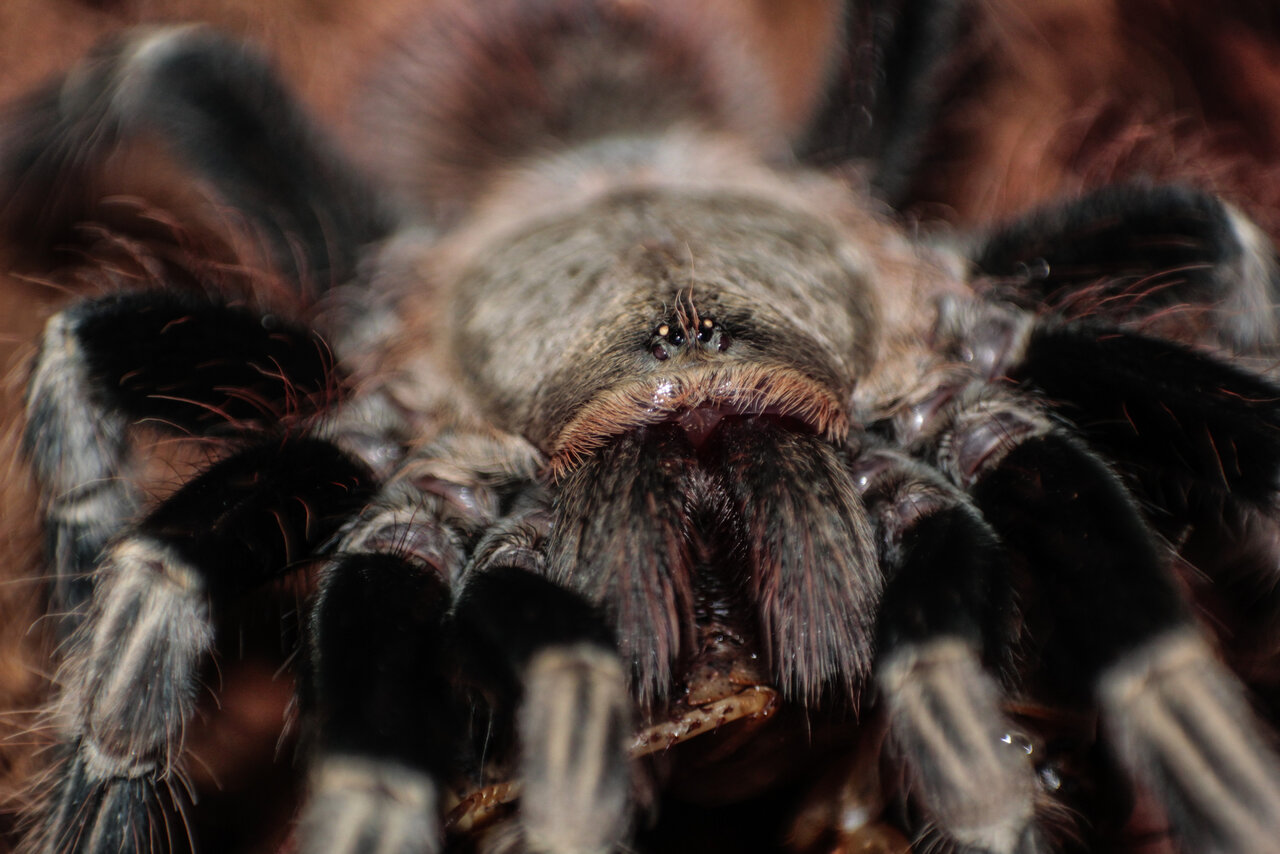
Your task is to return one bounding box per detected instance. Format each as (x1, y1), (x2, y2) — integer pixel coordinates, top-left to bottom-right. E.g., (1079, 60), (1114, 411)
(655, 322), (686, 347)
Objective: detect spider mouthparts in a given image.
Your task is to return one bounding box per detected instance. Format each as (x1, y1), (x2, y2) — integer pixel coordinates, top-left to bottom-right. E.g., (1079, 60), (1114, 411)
(546, 366), (850, 479)
(672, 405), (825, 453)
(674, 406), (727, 448)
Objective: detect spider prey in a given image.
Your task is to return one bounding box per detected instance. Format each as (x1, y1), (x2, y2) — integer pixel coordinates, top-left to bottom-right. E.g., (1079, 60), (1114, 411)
(5, 0), (1280, 851)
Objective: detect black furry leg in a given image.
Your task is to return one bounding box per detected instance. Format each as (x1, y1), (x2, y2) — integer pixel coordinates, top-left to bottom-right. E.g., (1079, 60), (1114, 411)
(297, 427), (625, 854)
(941, 398), (1280, 854)
(855, 445), (1043, 854)
(971, 183), (1280, 354)
(26, 439), (373, 854)
(1007, 319), (1280, 642)
(938, 307), (1280, 626)
(0, 25), (390, 282)
(298, 552), (456, 854)
(1007, 321), (1280, 509)
(294, 440), (480, 854)
(454, 508), (630, 854)
(23, 290), (338, 623)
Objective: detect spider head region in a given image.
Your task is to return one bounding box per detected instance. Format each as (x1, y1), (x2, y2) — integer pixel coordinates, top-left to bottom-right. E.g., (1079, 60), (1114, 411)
(644, 315), (812, 450)
(543, 297), (850, 476)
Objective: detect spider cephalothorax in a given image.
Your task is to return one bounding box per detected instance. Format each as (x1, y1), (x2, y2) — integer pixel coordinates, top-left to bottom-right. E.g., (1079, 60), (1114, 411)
(5, 1), (1280, 853)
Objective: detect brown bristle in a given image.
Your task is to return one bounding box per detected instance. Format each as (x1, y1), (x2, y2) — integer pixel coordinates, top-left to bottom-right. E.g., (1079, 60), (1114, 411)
(546, 363), (849, 481)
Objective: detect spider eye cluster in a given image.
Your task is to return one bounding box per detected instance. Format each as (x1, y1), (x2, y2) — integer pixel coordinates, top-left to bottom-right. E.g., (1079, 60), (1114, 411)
(650, 316), (729, 360)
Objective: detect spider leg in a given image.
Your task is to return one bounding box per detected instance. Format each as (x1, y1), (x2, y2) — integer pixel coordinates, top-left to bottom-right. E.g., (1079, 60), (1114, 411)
(454, 508), (630, 854)
(298, 550), (457, 854)
(22, 281), (383, 853)
(295, 434), (484, 854)
(0, 25), (390, 283)
(24, 290), (338, 623)
(961, 183), (1280, 750)
(1005, 319), (1280, 515)
(970, 183), (1280, 354)
(852, 444), (1044, 854)
(798, 0), (962, 204)
(18, 22), (395, 625)
(938, 297), (1280, 621)
(27, 438), (373, 854)
(953, 301), (1280, 677)
(299, 430), (630, 854)
(928, 392), (1280, 854)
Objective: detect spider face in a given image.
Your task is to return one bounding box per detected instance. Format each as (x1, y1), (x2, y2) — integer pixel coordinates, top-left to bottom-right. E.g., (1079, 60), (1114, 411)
(6, 2), (1280, 854)
(445, 185), (877, 458)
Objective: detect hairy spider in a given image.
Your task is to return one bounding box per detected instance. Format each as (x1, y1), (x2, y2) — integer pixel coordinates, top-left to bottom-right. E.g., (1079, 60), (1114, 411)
(5, 1), (1280, 852)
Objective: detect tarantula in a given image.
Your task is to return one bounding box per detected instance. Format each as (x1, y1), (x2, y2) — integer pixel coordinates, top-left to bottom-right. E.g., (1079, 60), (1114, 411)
(5, 0), (1280, 852)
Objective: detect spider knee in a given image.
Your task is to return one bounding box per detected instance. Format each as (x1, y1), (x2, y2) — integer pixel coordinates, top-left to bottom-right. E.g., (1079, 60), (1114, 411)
(880, 640), (1040, 854)
(298, 756), (441, 854)
(519, 644), (631, 854)
(25, 310), (129, 493)
(58, 537), (213, 768)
